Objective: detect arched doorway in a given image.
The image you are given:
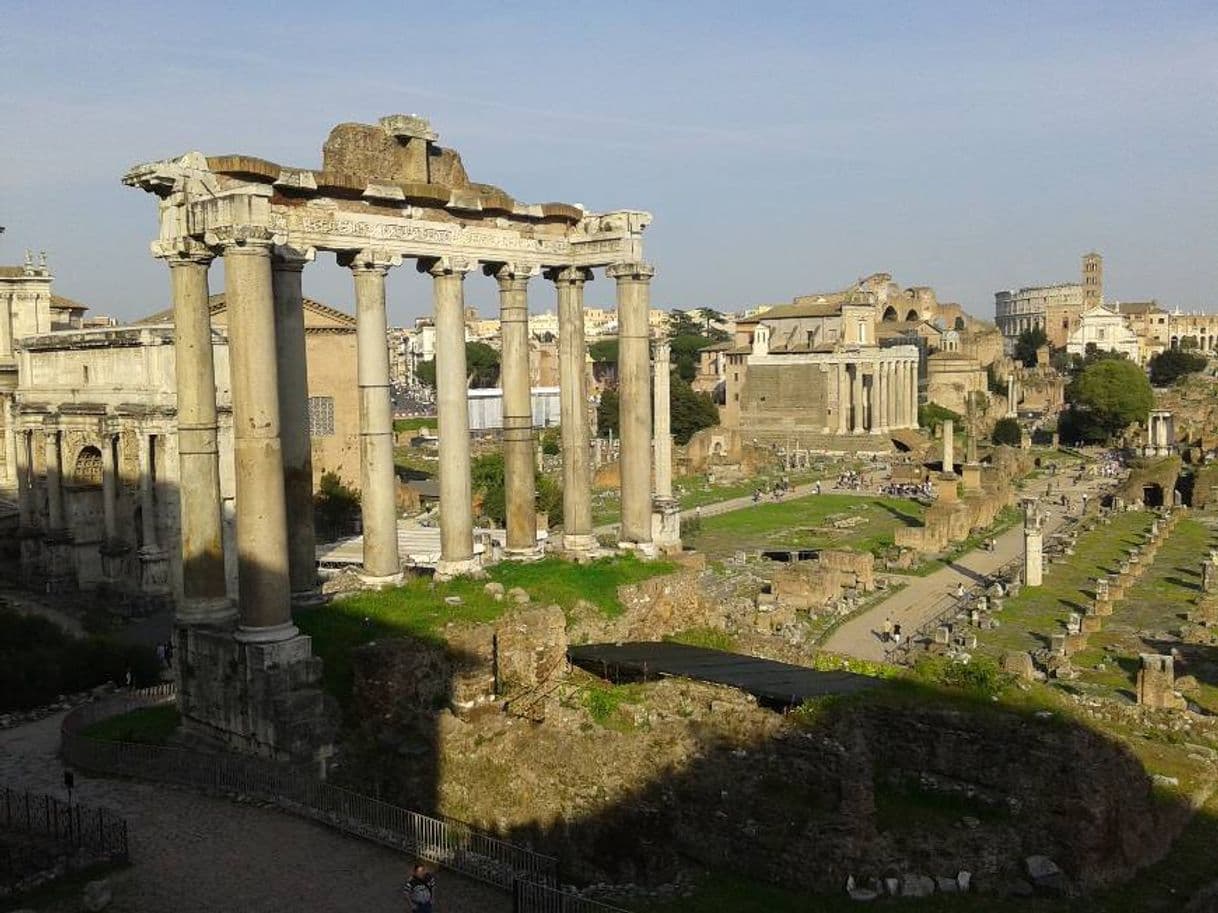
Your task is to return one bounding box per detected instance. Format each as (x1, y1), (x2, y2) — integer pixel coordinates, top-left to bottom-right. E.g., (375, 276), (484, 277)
(67, 445), (106, 586)
(882, 306), (898, 322)
(1142, 483), (1164, 508)
(905, 309), (919, 322)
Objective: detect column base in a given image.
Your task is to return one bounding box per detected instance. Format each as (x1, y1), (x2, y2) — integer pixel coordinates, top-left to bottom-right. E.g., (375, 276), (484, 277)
(434, 557), (482, 581)
(356, 570), (404, 590)
(291, 588), (328, 608)
(178, 596), (238, 627)
(235, 621), (301, 644)
(562, 533), (598, 556)
(138, 546), (172, 597)
(176, 626), (337, 774)
(43, 531), (77, 594)
(619, 540), (659, 559)
(652, 498), (683, 554)
(503, 546), (545, 562)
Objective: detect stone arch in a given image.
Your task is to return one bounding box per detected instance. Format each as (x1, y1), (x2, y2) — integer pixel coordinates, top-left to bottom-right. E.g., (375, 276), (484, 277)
(905, 309), (919, 322)
(73, 445), (103, 487)
(881, 306), (898, 322)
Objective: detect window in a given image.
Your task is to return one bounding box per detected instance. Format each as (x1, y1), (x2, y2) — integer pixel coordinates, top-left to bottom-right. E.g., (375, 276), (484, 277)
(308, 396), (335, 436)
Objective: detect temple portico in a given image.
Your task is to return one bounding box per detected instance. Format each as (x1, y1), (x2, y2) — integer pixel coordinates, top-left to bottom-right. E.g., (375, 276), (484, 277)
(124, 115), (657, 763)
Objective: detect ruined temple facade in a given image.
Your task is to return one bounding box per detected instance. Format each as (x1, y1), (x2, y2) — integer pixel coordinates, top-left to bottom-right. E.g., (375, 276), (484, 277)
(723, 292), (920, 447)
(123, 114), (659, 765)
(995, 252), (1103, 350)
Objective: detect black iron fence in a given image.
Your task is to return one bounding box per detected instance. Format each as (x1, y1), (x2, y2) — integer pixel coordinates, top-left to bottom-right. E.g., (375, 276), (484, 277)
(0, 784), (129, 888)
(61, 689), (557, 891)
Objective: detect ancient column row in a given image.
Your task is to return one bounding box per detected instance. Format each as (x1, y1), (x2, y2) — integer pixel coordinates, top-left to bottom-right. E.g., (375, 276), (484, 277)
(834, 358), (919, 434)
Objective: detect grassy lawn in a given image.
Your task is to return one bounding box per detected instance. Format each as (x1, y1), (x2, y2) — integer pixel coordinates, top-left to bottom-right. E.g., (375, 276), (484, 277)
(393, 416), (437, 432)
(82, 704), (180, 745)
(974, 511), (1154, 657)
(1071, 515), (1218, 712)
(298, 555), (673, 706)
(686, 492), (924, 559)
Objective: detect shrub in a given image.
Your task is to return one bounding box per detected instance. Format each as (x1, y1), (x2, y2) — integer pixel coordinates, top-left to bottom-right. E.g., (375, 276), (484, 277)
(913, 656), (1012, 699)
(314, 471), (361, 541)
(918, 402), (961, 433)
(1148, 349), (1207, 386)
(991, 417), (1021, 446)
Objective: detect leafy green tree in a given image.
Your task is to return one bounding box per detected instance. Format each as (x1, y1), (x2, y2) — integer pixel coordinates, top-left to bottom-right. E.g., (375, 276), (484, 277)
(597, 388), (621, 438)
(1060, 358), (1153, 443)
(1013, 326), (1048, 367)
(414, 342), (501, 390)
(588, 338), (619, 363)
(1180, 335), (1200, 351)
(1148, 349), (1207, 386)
(670, 379), (719, 443)
(918, 402), (962, 433)
(314, 471), (361, 540)
(991, 417), (1021, 446)
(540, 427), (561, 456)
(470, 451), (562, 528)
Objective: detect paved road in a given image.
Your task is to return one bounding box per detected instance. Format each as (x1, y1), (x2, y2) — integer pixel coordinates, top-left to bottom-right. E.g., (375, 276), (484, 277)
(823, 473), (1111, 661)
(0, 714), (509, 913)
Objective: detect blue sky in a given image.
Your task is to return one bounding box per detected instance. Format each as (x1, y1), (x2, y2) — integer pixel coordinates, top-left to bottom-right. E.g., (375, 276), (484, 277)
(2, 1), (1216, 325)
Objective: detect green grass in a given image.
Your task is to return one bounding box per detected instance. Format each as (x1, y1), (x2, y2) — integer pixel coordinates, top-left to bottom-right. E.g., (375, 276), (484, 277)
(297, 555), (673, 706)
(578, 678), (648, 730)
(686, 492), (924, 559)
(974, 511), (1154, 656)
(665, 627), (737, 651)
(81, 704), (180, 745)
(393, 416), (436, 432)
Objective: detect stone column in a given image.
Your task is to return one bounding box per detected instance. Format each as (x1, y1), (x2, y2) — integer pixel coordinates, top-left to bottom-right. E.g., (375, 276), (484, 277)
(1006, 374), (1017, 417)
(223, 237), (296, 642)
(273, 247), (320, 603)
(941, 418), (954, 474)
(100, 433), (118, 542)
(851, 364), (865, 434)
(2, 412), (15, 487)
(491, 263), (538, 555)
(891, 363), (903, 429)
(867, 367), (880, 434)
(609, 262), (655, 547)
(653, 340), (673, 500)
(346, 249), (403, 584)
(909, 360), (919, 427)
(428, 257), (476, 576)
(137, 431), (171, 599)
(167, 249), (232, 623)
(15, 430), (32, 528)
(44, 429), (64, 532)
(836, 362), (849, 435)
(551, 266), (595, 554)
(1023, 500), (1044, 587)
(875, 362), (888, 434)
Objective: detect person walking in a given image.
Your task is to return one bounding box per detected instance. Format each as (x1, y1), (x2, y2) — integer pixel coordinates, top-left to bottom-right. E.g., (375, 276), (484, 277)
(881, 617), (893, 642)
(404, 864), (436, 913)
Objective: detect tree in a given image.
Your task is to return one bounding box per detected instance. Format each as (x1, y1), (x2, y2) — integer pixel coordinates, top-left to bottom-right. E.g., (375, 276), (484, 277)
(1180, 335), (1200, 351)
(1013, 326), (1048, 368)
(1060, 358), (1153, 443)
(314, 471), (361, 540)
(597, 388), (620, 438)
(991, 417), (1021, 446)
(414, 342), (501, 390)
(1148, 349), (1207, 386)
(469, 451), (562, 528)
(670, 379), (719, 443)
(588, 338), (619, 363)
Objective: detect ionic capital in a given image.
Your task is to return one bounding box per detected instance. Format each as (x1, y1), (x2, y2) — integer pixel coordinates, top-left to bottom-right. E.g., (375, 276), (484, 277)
(485, 261), (538, 291)
(420, 256), (473, 278)
(339, 248), (402, 274)
(544, 266), (593, 287)
(606, 261), (656, 283)
(205, 225), (276, 255)
(153, 238), (214, 268)
(272, 244), (316, 272)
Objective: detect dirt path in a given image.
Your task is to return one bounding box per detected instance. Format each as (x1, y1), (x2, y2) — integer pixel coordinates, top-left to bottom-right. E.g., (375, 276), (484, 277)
(0, 714), (509, 913)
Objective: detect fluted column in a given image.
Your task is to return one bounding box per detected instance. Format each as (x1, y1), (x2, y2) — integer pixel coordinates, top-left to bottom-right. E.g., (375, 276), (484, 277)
(910, 359), (919, 426)
(653, 340), (673, 500)
(44, 429), (64, 532)
(273, 247), (320, 602)
(428, 257), (476, 574)
(491, 263), (538, 554)
(2, 413), (15, 487)
(609, 261), (655, 545)
(836, 362), (849, 435)
(850, 364), (864, 434)
(166, 248), (232, 623)
(222, 236), (296, 642)
(551, 266), (595, 553)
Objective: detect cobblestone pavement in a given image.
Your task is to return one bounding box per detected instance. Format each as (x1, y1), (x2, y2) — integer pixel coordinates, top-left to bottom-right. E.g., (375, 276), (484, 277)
(0, 714), (509, 913)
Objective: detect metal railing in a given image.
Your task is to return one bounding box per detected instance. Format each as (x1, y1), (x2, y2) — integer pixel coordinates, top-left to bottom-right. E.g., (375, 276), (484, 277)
(0, 784), (129, 887)
(513, 876), (631, 913)
(61, 689), (556, 891)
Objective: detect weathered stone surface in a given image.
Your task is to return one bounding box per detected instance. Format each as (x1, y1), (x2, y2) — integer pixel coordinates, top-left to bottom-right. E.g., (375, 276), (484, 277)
(82, 878), (113, 911)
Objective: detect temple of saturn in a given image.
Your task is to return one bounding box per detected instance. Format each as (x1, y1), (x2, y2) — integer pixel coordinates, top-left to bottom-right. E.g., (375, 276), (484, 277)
(124, 115), (673, 763)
